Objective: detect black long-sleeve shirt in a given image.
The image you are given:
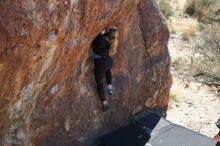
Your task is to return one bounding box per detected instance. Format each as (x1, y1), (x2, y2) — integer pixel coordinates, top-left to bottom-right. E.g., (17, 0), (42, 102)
(92, 34), (110, 56)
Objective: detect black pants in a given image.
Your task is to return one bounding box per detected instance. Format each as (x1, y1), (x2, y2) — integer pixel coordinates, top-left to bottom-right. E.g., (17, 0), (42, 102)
(217, 132), (220, 146)
(94, 55), (114, 101)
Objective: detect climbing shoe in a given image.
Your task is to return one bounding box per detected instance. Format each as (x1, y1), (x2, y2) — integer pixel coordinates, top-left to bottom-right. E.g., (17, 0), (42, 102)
(106, 84), (114, 95)
(102, 101), (109, 112)
(107, 88), (113, 95)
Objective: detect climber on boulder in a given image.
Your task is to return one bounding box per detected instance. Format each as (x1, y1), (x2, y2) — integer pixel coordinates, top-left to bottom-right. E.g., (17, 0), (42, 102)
(92, 27), (119, 112)
(214, 117), (220, 144)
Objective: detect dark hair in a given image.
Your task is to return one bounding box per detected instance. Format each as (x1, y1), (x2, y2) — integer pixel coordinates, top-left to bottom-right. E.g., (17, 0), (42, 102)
(109, 28), (118, 33)
(105, 28), (118, 40)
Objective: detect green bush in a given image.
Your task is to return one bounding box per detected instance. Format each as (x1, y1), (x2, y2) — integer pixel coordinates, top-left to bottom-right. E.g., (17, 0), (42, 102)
(159, 0), (174, 19)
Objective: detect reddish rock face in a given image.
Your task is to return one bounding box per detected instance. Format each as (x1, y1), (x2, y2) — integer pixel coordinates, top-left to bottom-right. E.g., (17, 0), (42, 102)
(0, 0), (171, 146)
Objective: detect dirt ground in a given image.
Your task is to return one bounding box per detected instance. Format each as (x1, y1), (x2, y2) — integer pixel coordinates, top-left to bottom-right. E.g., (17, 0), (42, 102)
(166, 0), (220, 138)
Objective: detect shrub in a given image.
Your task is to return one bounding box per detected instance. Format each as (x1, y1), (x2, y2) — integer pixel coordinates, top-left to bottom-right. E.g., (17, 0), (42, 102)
(159, 0), (174, 19)
(184, 0), (220, 23)
(170, 91), (178, 101)
(196, 0), (213, 7)
(170, 25), (176, 34)
(197, 23), (206, 31)
(184, 0), (196, 16)
(168, 19), (176, 34)
(190, 23), (220, 84)
(194, 23), (220, 57)
(181, 24), (197, 41)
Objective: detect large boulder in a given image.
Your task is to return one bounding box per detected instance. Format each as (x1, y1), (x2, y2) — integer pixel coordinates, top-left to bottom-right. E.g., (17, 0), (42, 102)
(0, 0), (171, 145)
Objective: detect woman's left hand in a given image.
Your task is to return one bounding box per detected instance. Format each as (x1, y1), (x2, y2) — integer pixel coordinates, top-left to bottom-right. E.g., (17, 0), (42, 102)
(214, 134), (220, 142)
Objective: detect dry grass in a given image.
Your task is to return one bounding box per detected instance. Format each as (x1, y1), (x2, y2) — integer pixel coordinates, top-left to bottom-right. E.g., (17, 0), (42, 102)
(169, 25), (176, 34)
(167, 13), (198, 41)
(168, 19), (177, 34)
(194, 23), (220, 58)
(190, 23), (220, 84)
(181, 21), (197, 41)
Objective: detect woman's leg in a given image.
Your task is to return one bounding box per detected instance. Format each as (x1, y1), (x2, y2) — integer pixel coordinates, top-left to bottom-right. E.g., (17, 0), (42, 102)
(94, 67), (106, 101)
(94, 70), (109, 111)
(105, 56), (113, 84)
(105, 69), (112, 85)
(105, 69), (113, 95)
(105, 56), (114, 95)
(94, 56), (113, 111)
(94, 63), (110, 111)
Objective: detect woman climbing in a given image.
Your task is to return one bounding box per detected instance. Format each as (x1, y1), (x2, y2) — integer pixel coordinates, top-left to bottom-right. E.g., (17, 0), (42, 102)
(92, 27), (119, 112)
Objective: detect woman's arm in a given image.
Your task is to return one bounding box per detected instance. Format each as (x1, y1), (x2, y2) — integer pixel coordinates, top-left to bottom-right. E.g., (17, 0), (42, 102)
(109, 39), (118, 56)
(214, 134), (220, 142)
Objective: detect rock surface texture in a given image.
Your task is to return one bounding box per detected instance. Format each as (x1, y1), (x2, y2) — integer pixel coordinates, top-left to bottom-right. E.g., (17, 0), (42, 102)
(0, 0), (171, 146)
